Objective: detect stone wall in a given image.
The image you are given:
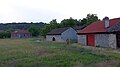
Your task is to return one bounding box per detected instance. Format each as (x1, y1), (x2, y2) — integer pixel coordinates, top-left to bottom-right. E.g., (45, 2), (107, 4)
(62, 28), (77, 40)
(95, 34), (109, 47)
(78, 35), (86, 45)
(95, 34), (116, 49)
(108, 34), (117, 49)
(46, 35), (63, 42)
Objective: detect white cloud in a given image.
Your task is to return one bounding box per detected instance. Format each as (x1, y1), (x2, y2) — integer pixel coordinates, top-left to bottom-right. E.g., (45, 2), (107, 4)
(0, 0), (120, 23)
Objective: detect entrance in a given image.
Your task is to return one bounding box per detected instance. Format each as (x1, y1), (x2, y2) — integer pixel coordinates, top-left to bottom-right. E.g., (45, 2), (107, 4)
(87, 34), (95, 46)
(117, 34), (120, 48)
(52, 37), (56, 41)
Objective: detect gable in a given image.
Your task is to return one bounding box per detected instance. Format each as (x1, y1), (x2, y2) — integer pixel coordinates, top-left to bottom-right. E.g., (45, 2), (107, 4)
(62, 28), (77, 35)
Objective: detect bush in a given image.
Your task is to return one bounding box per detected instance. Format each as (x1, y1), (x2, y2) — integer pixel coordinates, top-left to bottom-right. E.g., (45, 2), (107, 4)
(0, 31), (11, 38)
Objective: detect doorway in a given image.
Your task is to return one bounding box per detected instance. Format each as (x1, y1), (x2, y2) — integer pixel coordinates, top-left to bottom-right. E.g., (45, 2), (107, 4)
(87, 34), (95, 46)
(117, 34), (120, 48)
(52, 37), (56, 41)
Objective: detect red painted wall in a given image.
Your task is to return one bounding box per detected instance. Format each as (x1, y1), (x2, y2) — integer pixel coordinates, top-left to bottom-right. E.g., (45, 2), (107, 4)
(87, 34), (95, 46)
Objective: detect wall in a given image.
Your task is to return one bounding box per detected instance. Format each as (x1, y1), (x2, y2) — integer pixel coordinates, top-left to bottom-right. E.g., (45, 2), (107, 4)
(61, 28), (77, 40)
(46, 35), (63, 42)
(108, 34), (116, 49)
(95, 34), (116, 49)
(77, 34), (117, 49)
(11, 33), (31, 38)
(95, 34), (109, 47)
(77, 35), (86, 45)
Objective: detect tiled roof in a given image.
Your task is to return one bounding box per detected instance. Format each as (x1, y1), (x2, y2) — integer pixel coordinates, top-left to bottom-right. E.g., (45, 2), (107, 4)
(47, 27), (70, 35)
(11, 30), (31, 34)
(78, 18), (120, 34)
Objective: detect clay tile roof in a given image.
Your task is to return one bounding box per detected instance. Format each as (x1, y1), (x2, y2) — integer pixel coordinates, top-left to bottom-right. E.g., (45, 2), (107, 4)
(47, 27), (70, 35)
(78, 18), (120, 34)
(11, 30), (31, 34)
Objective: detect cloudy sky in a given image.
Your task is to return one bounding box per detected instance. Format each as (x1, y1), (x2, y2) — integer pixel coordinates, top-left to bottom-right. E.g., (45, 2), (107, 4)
(0, 0), (120, 23)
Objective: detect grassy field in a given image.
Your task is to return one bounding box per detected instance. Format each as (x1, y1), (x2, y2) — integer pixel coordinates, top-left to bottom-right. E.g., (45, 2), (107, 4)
(0, 38), (120, 67)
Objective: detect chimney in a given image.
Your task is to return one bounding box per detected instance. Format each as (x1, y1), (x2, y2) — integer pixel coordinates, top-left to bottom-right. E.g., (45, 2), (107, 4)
(103, 17), (110, 28)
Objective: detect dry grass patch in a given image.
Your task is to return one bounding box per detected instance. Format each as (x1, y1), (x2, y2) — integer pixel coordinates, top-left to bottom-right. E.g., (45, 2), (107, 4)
(34, 48), (52, 56)
(90, 60), (119, 67)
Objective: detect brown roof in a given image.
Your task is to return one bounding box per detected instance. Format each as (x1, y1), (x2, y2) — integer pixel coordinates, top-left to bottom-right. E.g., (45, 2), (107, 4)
(11, 30), (31, 34)
(47, 27), (70, 35)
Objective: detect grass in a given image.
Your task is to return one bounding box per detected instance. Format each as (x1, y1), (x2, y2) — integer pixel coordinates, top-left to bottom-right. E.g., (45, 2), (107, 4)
(0, 38), (120, 67)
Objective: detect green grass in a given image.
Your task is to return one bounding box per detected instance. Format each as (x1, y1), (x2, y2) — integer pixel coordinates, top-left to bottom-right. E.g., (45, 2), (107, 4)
(0, 38), (120, 67)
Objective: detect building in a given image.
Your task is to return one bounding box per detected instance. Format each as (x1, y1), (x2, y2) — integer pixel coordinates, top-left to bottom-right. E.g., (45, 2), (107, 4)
(11, 30), (31, 38)
(73, 26), (85, 33)
(46, 27), (77, 42)
(77, 17), (120, 49)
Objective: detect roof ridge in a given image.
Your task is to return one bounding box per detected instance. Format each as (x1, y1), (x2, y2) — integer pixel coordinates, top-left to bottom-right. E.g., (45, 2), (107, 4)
(47, 27), (71, 35)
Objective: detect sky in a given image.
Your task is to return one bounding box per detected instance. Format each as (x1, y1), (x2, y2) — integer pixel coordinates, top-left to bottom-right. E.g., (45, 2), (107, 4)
(0, 0), (120, 23)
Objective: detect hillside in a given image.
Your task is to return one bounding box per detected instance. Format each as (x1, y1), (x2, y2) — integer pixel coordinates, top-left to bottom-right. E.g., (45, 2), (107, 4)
(0, 22), (45, 31)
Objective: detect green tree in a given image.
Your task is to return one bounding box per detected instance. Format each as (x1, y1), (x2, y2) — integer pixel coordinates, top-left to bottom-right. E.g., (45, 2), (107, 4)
(80, 18), (87, 26)
(81, 14), (100, 26)
(28, 25), (39, 37)
(50, 19), (57, 24)
(0, 31), (11, 39)
(60, 17), (80, 27)
(40, 19), (59, 36)
(49, 19), (60, 28)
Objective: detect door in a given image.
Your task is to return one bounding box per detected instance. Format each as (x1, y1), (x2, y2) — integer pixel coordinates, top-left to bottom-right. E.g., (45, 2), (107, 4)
(87, 34), (95, 46)
(18, 34), (22, 38)
(117, 34), (120, 48)
(52, 37), (56, 41)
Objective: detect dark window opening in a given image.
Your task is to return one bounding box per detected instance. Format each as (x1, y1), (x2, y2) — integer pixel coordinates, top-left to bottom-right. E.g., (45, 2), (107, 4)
(117, 34), (120, 48)
(52, 37), (56, 41)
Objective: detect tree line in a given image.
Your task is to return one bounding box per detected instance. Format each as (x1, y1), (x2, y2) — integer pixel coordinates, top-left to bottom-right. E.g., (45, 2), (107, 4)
(0, 22), (45, 38)
(0, 13), (100, 38)
(39, 14), (100, 36)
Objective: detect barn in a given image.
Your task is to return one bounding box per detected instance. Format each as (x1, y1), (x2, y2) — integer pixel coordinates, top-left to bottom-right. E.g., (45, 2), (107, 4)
(46, 27), (77, 42)
(11, 30), (31, 38)
(77, 17), (120, 49)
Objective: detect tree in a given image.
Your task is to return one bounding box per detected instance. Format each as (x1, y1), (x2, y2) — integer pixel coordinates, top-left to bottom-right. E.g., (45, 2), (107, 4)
(28, 25), (39, 37)
(81, 14), (100, 26)
(80, 18), (87, 26)
(40, 14), (100, 36)
(0, 31), (11, 38)
(40, 19), (59, 36)
(49, 19), (60, 28)
(50, 19), (57, 24)
(60, 17), (80, 27)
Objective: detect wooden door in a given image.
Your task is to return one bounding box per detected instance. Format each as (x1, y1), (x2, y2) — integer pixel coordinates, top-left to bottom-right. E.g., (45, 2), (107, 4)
(87, 34), (95, 46)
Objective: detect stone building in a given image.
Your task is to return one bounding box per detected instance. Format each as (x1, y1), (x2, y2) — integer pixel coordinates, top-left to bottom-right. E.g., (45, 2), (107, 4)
(46, 27), (77, 42)
(77, 17), (120, 49)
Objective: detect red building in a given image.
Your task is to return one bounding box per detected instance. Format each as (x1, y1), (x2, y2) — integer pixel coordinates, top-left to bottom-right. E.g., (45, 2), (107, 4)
(78, 17), (120, 49)
(11, 30), (31, 38)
